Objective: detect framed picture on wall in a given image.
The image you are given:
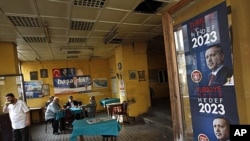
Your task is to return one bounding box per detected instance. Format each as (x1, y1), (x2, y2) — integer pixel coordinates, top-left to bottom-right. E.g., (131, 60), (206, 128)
(30, 71), (38, 80)
(42, 84), (50, 95)
(138, 70), (146, 81)
(129, 70), (137, 80)
(40, 69), (48, 78)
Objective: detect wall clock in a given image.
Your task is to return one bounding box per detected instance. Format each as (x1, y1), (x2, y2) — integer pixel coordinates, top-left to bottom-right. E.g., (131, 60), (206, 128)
(118, 63), (122, 70)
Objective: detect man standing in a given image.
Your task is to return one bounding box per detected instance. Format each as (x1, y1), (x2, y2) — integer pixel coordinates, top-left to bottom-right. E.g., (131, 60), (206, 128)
(213, 117), (230, 141)
(205, 44), (233, 86)
(2, 93), (30, 141)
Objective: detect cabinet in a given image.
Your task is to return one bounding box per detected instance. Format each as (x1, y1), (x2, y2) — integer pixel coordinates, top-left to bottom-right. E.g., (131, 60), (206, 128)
(0, 113), (12, 141)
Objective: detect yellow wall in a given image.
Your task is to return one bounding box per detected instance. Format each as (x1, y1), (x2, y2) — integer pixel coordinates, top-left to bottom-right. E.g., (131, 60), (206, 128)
(107, 43), (151, 117)
(20, 59), (112, 112)
(0, 42), (19, 74)
(20, 42), (152, 118)
(122, 42), (150, 116)
(231, 0), (250, 123)
(147, 38), (169, 99)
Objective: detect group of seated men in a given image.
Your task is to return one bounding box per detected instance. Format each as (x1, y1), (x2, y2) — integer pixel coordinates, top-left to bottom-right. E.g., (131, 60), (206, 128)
(44, 95), (97, 135)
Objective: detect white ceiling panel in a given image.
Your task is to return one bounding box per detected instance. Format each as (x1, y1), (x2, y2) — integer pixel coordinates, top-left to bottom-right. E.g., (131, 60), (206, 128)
(0, 0), (191, 61)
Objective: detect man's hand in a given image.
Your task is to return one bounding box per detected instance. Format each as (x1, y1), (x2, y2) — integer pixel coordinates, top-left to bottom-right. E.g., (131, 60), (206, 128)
(2, 101), (10, 113)
(5, 101), (10, 106)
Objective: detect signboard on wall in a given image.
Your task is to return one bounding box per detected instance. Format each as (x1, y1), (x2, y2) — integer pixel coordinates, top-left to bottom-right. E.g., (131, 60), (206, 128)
(24, 80), (43, 99)
(52, 68), (92, 94)
(177, 2), (239, 141)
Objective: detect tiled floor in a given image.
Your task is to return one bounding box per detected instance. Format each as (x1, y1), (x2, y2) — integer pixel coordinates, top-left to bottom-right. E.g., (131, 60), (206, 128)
(30, 98), (173, 141)
(31, 120), (172, 141)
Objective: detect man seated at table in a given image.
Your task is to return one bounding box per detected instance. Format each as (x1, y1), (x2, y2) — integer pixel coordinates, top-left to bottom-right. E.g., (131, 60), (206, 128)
(84, 96), (97, 117)
(45, 97), (61, 135)
(65, 95), (78, 108)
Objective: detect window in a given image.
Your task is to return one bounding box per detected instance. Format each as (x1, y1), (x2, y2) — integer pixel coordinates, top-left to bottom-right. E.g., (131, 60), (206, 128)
(158, 69), (168, 83)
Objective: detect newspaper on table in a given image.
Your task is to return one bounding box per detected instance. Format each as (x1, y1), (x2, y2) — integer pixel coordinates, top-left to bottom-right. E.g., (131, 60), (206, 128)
(86, 116), (112, 124)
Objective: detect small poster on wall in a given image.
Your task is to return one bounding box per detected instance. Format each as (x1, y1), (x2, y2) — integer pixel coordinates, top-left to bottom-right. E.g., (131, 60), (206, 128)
(24, 80), (43, 99)
(119, 79), (126, 96)
(93, 78), (108, 89)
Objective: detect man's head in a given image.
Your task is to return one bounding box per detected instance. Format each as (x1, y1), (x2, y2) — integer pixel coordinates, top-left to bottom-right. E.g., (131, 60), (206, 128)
(49, 96), (54, 101)
(213, 117), (230, 141)
(90, 96), (95, 102)
(5, 93), (16, 104)
(205, 44), (225, 71)
(73, 77), (78, 82)
(53, 97), (59, 103)
(68, 95), (73, 102)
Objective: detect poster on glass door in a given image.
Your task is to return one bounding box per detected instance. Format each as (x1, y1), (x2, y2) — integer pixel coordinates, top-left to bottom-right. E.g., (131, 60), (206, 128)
(179, 2), (239, 141)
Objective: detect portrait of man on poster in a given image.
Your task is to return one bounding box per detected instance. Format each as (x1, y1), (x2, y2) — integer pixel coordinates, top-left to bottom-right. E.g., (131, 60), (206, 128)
(212, 117), (230, 141)
(205, 44), (233, 86)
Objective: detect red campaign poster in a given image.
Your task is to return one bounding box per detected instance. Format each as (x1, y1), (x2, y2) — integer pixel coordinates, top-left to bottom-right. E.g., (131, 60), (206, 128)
(175, 2), (239, 141)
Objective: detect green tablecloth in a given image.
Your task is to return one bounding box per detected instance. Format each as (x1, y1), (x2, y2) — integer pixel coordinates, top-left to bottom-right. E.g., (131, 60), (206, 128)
(100, 98), (120, 107)
(55, 107), (84, 120)
(70, 117), (121, 141)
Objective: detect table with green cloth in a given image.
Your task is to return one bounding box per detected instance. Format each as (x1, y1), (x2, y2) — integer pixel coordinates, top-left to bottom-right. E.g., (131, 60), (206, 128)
(55, 107), (84, 120)
(100, 98), (120, 108)
(70, 117), (121, 141)
(56, 110), (64, 120)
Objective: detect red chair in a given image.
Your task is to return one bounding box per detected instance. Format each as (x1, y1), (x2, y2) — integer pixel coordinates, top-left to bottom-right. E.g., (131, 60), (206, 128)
(116, 101), (129, 123)
(61, 109), (75, 132)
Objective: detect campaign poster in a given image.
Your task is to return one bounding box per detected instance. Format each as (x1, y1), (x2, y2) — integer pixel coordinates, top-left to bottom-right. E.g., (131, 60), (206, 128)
(177, 2), (239, 141)
(52, 68), (92, 94)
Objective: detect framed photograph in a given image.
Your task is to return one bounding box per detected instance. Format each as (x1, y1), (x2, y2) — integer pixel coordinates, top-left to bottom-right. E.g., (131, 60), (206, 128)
(30, 71), (38, 80)
(129, 70), (137, 80)
(40, 69), (48, 78)
(42, 84), (50, 95)
(138, 70), (146, 81)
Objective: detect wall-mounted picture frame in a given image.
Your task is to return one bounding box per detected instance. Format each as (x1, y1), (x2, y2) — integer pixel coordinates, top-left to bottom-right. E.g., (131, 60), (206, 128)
(40, 69), (48, 78)
(30, 71), (38, 80)
(42, 84), (50, 95)
(138, 70), (146, 81)
(129, 70), (137, 80)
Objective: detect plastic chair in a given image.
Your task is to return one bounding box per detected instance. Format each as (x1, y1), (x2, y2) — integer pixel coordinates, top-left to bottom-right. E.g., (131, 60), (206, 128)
(86, 104), (97, 118)
(43, 107), (50, 133)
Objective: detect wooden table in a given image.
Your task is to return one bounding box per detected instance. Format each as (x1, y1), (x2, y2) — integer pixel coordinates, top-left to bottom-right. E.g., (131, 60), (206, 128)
(70, 117), (121, 141)
(30, 107), (43, 123)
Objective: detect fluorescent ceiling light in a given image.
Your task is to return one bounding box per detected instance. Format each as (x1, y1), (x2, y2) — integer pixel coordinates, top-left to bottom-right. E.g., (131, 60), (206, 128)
(60, 48), (94, 52)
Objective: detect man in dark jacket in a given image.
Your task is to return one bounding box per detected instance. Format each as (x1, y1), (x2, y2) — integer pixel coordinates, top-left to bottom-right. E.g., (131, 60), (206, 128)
(205, 44), (233, 86)
(65, 96), (78, 108)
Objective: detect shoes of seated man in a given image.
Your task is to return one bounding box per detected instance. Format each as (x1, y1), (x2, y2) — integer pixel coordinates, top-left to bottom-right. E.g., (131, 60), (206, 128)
(53, 132), (60, 135)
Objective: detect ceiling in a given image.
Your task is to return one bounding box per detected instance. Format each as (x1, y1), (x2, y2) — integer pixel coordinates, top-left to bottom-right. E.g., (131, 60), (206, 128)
(0, 0), (180, 61)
